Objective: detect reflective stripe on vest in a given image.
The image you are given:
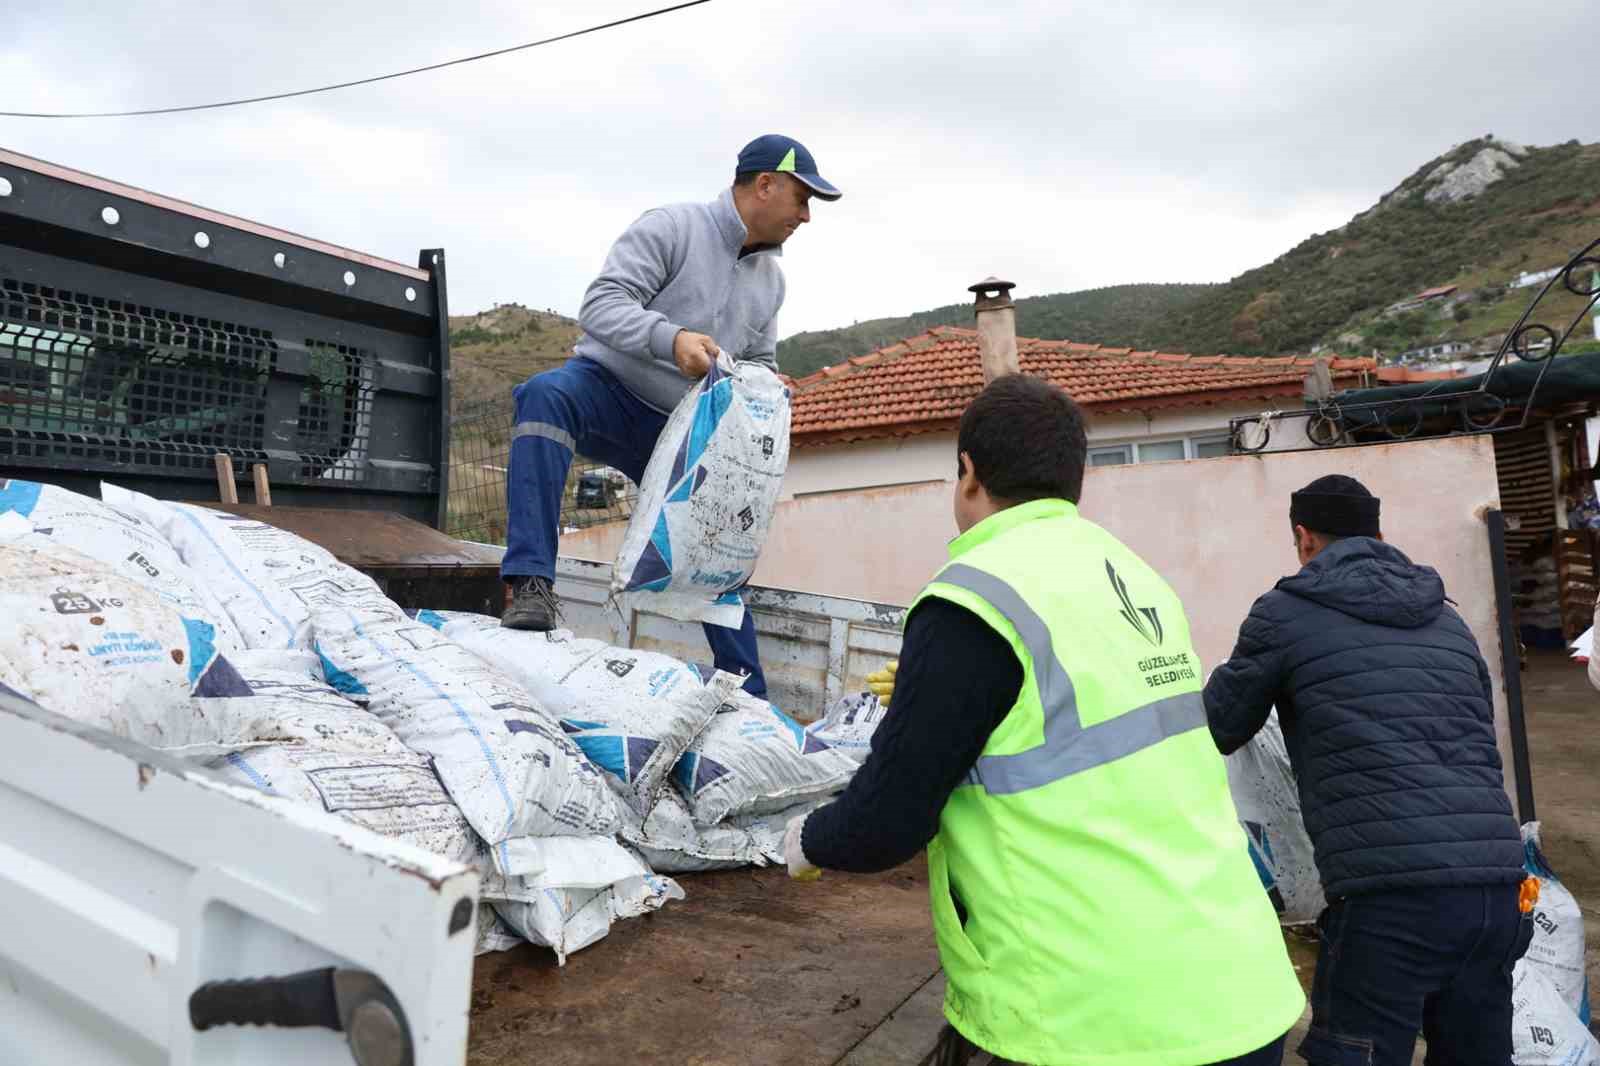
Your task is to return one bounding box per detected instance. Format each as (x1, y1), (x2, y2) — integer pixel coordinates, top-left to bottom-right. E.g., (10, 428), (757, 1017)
(940, 563), (1206, 795)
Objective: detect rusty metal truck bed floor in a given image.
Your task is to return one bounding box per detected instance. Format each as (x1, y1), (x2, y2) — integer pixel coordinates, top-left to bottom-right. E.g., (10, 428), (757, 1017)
(468, 861), (938, 1066)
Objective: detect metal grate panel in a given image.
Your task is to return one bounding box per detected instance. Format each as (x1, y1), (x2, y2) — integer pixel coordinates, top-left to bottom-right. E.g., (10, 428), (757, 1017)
(298, 339), (374, 481)
(0, 275), (375, 484)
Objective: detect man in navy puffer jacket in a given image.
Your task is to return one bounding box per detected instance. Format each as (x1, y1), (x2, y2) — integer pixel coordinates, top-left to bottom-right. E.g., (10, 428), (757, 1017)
(1205, 475), (1529, 1066)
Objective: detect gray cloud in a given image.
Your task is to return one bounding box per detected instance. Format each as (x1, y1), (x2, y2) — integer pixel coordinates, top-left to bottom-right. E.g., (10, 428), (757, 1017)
(2, 0), (1595, 342)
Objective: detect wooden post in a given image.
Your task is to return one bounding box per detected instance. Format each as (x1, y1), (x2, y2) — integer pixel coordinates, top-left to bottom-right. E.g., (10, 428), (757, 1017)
(1547, 420), (1567, 531)
(252, 464), (272, 507)
(969, 277), (1018, 384)
(213, 453), (238, 505)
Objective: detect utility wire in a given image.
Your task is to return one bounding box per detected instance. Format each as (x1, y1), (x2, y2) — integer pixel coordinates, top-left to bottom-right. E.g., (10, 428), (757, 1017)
(0, 0), (712, 119)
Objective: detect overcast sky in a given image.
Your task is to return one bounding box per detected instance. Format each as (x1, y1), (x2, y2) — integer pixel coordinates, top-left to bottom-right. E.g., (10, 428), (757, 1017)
(3, 1), (1595, 341)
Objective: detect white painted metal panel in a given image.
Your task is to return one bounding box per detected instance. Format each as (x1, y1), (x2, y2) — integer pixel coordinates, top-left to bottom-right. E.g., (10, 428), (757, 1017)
(0, 690), (478, 1066)
(553, 557), (906, 719)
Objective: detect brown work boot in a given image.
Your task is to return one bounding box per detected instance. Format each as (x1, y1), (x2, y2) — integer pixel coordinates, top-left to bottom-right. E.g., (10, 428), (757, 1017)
(502, 575), (562, 631)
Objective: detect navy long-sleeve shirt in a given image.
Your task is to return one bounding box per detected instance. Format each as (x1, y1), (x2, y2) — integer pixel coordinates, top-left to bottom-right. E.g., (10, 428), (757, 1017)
(801, 598), (1023, 873)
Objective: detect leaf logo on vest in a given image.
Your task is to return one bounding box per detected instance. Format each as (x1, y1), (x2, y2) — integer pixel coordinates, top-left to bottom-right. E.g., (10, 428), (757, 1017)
(606, 658), (636, 679)
(1106, 561), (1163, 646)
(1108, 561), (1199, 688)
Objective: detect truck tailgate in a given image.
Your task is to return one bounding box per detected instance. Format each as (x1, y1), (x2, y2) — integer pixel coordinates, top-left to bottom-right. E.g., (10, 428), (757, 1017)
(553, 556), (906, 721)
(468, 862), (939, 1066)
(0, 689), (480, 1066)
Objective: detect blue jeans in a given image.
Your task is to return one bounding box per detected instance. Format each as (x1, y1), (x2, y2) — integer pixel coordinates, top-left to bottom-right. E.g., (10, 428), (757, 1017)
(500, 357), (766, 697)
(1300, 884), (1533, 1066)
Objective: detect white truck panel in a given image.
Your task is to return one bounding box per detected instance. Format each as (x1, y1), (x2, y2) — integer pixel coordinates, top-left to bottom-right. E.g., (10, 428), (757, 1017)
(0, 690), (479, 1066)
(553, 556), (906, 719)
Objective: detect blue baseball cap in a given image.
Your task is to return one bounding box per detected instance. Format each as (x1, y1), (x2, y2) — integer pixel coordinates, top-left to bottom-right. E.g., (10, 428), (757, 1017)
(736, 134), (841, 201)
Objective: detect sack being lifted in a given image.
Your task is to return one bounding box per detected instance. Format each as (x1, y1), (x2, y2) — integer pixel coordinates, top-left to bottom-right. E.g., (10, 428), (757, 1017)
(1223, 708), (1326, 926)
(613, 356), (790, 628)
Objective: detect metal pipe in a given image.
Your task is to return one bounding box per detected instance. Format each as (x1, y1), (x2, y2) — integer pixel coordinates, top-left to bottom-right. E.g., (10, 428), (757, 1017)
(969, 277), (1018, 383)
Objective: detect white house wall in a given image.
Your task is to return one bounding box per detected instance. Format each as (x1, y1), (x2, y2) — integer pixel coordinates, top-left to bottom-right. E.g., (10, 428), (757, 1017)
(780, 433), (955, 501)
(783, 399), (1313, 500)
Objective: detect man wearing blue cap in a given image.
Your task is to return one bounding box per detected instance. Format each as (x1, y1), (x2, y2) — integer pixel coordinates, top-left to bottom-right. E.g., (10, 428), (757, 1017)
(500, 135), (840, 697)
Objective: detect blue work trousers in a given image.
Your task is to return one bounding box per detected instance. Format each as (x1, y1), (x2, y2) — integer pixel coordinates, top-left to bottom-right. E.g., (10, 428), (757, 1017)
(500, 356), (766, 696)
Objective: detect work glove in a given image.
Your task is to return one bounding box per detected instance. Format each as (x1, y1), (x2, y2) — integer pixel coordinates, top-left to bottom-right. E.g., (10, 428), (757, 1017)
(866, 659), (898, 708)
(783, 814), (821, 881)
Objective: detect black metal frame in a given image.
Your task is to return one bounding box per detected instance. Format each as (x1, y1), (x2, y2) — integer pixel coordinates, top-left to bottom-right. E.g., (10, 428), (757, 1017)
(1229, 237), (1600, 457)
(0, 151), (450, 527)
(1487, 509), (1537, 822)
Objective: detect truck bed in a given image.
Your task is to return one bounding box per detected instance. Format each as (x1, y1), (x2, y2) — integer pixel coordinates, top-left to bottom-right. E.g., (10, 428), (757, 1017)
(467, 863), (940, 1066)
(461, 556), (937, 1065)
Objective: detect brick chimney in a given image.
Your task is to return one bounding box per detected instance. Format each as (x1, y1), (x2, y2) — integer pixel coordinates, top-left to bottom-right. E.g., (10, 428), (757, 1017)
(969, 277), (1018, 383)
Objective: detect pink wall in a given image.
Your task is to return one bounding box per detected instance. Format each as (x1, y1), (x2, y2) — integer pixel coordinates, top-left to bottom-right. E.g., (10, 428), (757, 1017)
(560, 435), (1519, 807)
(564, 437), (1503, 667)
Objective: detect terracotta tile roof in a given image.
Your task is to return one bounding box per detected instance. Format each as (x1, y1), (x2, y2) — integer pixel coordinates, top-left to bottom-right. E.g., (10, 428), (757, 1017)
(790, 326), (1376, 446)
(1414, 285), (1459, 300)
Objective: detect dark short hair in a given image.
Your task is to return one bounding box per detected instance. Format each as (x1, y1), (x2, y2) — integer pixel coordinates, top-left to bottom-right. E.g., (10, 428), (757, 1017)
(957, 374), (1087, 503)
(733, 171), (765, 188)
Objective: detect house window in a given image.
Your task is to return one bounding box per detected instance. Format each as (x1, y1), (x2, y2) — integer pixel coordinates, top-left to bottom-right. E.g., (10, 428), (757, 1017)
(1088, 445), (1132, 466)
(1090, 434), (1233, 467)
(1135, 440), (1187, 463)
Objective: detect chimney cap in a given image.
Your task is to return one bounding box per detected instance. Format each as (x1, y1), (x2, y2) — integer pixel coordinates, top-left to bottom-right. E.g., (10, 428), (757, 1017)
(968, 277), (1016, 297)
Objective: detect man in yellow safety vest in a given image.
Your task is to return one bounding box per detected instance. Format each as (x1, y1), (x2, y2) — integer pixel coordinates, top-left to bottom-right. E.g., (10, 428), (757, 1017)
(784, 374), (1304, 1066)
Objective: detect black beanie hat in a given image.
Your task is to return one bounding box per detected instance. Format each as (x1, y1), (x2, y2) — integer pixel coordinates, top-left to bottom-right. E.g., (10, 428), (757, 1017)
(1290, 474), (1380, 538)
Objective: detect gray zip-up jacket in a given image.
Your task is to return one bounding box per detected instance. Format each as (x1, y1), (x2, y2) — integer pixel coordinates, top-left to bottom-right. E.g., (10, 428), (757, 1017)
(574, 187), (784, 412)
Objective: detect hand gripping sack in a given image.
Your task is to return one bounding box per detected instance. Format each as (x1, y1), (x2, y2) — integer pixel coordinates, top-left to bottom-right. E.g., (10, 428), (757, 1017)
(613, 357), (790, 628)
(309, 601), (620, 874)
(1223, 708), (1326, 925)
(0, 541), (251, 750)
(0, 479), (244, 653)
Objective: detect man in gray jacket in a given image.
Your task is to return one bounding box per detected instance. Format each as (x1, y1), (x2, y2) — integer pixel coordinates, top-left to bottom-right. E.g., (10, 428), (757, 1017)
(500, 134), (839, 696)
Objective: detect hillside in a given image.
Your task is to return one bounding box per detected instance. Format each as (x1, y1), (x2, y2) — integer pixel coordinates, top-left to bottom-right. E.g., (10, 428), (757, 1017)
(448, 303), (580, 414)
(1161, 136), (1600, 357)
(780, 136), (1600, 366)
(776, 284), (1213, 378)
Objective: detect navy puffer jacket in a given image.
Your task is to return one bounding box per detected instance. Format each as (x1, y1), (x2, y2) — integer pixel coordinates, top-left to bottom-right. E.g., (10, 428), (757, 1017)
(1204, 537), (1523, 900)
